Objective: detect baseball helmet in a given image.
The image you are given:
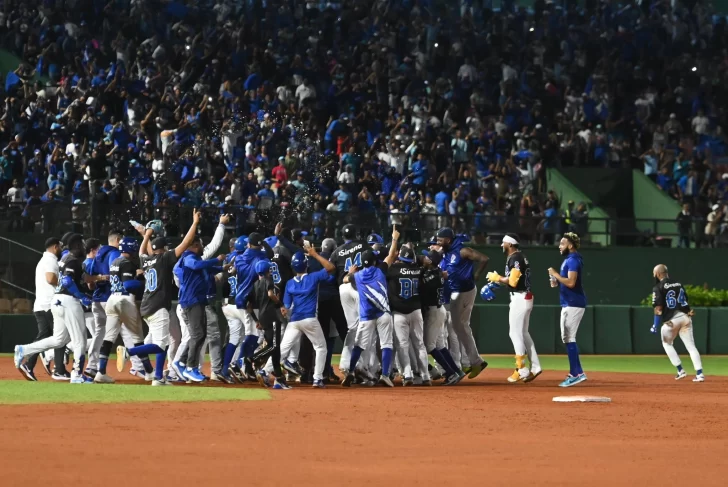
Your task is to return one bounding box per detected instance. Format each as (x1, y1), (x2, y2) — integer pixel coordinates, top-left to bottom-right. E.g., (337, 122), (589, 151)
(234, 236), (249, 251)
(398, 246), (416, 263)
(366, 233), (384, 245)
(254, 260), (272, 275)
(119, 237), (139, 254)
(291, 251), (307, 273)
(342, 224), (357, 240)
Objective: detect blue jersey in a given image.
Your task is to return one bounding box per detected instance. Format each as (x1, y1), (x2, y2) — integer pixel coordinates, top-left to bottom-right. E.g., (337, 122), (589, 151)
(174, 250), (221, 308)
(225, 250), (243, 298)
(91, 245), (121, 302)
(234, 248), (270, 308)
(559, 252), (587, 308)
(441, 237), (475, 293)
(353, 267), (390, 321)
(283, 269), (330, 322)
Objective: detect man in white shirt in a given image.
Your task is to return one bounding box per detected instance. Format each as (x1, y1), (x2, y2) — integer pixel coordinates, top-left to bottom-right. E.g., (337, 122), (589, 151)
(295, 79), (316, 107)
(692, 109), (710, 135)
(20, 238), (64, 381)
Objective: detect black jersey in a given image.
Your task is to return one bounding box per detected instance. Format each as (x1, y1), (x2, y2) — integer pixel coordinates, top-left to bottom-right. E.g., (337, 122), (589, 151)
(330, 240), (366, 285)
(652, 277), (691, 323)
(420, 267), (445, 308)
(387, 262), (422, 314)
(109, 256), (139, 295)
(252, 274), (280, 320)
(140, 250), (178, 316)
(505, 251), (531, 292)
(56, 253), (86, 298)
(271, 245), (294, 296)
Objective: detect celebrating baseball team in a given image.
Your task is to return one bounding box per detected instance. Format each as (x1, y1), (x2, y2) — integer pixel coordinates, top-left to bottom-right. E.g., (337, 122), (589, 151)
(11, 212), (705, 389)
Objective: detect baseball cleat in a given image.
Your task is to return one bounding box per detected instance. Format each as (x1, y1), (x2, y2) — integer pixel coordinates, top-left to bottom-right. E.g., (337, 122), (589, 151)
(523, 369), (542, 383)
(83, 369), (98, 380)
(507, 369), (522, 383)
(94, 372), (115, 384)
(675, 370), (687, 380)
(144, 372), (155, 382)
(20, 363), (37, 381)
(52, 371), (71, 381)
(461, 365), (472, 375)
(273, 379), (292, 390)
(116, 346), (129, 372)
(429, 367), (444, 381)
(693, 373), (705, 382)
(165, 373), (186, 383)
(172, 361), (186, 380)
(341, 372), (355, 387)
(402, 376), (414, 386)
(559, 373), (588, 388)
(39, 352), (52, 376)
(327, 371), (341, 382)
(128, 368), (145, 379)
(422, 379), (433, 386)
(70, 372), (93, 384)
(312, 379), (325, 388)
(379, 375), (395, 387)
(183, 367), (206, 383)
(256, 370), (271, 388)
(468, 360), (488, 379)
(152, 378), (173, 386)
(13, 345), (24, 369)
(228, 364), (245, 383)
(282, 360), (303, 377)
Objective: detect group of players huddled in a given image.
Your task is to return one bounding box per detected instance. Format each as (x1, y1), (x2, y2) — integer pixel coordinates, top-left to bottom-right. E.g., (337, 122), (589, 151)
(14, 211), (506, 389)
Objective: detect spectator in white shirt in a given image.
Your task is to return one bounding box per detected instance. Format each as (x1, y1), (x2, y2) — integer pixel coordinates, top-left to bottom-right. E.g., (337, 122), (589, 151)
(458, 58), (477, 81)
(6, 179), (27, 204)
(451, 130), (468, 164)
(338, 165), (355, 185)
(692, 109), (710, 135)
(295, 79), (316, 107)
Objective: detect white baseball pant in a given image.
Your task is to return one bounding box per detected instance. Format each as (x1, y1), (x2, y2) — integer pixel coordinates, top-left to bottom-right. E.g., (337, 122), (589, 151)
(222, 303), (244, 348)
(423, 306), (447, 352)
(143, 308), (171, 349)
(661, 312), (703, 372)
(173, 304), (189, 364)
(355, 313), (394, 351)
(23, 294), (87, 376)
(338, 283), (358, 372)
(279, 317), (327, 381)
(393, 309), (428, 380)
(509, 292), (540, 375)
(101, 296), (144, 371)
(449, 288), (483, 366)
(143, 303), (181, 366)
(84, 310), (96, 367)
(560, 306), (586, 343)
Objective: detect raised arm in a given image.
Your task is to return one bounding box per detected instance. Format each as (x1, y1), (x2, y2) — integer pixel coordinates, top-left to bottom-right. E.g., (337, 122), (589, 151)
(202, 213), (231, 259)
(175, 209), (202, 258)
(383, 225), (401, 267)
(305, 243), (335, 274)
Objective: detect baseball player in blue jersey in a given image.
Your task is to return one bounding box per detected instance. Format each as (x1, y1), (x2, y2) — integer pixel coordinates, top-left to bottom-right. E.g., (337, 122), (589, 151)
(436, 228), (490, 379)
(341, 227), (400, 388)
(548, 232), (588, 387)
(278, 245), (336, 388)
(221, 236), (246, 382)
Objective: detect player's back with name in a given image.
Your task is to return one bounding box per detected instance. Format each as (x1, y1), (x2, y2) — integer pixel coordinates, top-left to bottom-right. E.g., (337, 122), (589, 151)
(420, 267), (444, 308)
(387, 262), (422, 314)
(140, 251), (177, 316)
(56, 253), (84, 297)
(330, 240), (365, 285)
(109, 256), (138, 294)
(653, 277), (691, 322)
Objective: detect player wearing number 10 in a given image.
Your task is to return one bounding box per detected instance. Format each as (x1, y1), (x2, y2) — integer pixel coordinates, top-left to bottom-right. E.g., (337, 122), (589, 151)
(651, 264), (704, 382)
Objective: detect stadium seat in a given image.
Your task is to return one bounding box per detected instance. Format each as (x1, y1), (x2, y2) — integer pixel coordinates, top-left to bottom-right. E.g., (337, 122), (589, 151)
(0, 298), (12, 314)
(12, 298), (32, 314)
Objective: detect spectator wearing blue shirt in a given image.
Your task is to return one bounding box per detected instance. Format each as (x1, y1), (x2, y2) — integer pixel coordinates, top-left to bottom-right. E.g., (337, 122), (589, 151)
(548, 232), (588, 388)
(279, 246), (336, 388)
(174, 237), (225, 382)
(257, 180), (275, 199)
(435, 189), (449, 215)
(333, 183), (351, 212)
(409, 154), (428, 187)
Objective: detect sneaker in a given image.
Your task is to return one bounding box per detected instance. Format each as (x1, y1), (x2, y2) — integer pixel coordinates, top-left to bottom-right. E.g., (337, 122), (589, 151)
(228, 364), (245, 383)
(461, 365), (472, 375)
(675, 370), (687, 380)
(257, 370), (272, 388)
(116, 346), (129, 372)
(693, 373), (705, 382)
(39, 352), (52, 376)
(467, 360), (488, 379)
(413, 376), (424, 386)
(312, 379), (325, 388)
(152, 378), (173, 386)
(83, 369), (98, 380)
(282, 360), (303, 377)
(559, 373), (588, 388)
(444, 370), (466, 386)
(523, 369), (542, 383)
(144, 372), (155, 382)
(52, 370), (71, 381)
(341, 371), (355, 387)
(70, 372), (93, 384)
(507, 369), (522, 383)
(402, 376), (414, 387)
(13, 345), (24, 369)
(128, 368), (145, 379)
(379, 375), (394, 387)
(272, 379), (292, 390)
(20, 363), (37, 381)
(172, 361), (186, 380)
(327, 371), (341, 383)
(211, 372), (234, 384)
(94, 372), (115, 384)
(165, 373), (186, 383)
(183, 367), (206, 383)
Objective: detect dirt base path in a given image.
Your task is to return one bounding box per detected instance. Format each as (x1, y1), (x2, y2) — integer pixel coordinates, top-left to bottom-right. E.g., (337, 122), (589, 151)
(1, 359), (727, 486)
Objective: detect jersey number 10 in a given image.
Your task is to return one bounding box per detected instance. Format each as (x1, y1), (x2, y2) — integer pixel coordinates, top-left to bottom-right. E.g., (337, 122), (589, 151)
(144, 269), (158, 292)
(666, 288), (688, 309)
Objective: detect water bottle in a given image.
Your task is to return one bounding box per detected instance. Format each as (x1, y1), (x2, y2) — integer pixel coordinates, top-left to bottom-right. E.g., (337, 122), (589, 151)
(549, 272), (558, 288)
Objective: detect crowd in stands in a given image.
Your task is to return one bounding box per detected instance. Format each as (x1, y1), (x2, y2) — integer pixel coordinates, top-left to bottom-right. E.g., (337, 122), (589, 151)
(0, 0), (726, 246)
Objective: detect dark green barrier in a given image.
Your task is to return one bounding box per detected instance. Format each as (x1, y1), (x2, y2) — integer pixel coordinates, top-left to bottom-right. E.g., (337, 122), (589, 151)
(594, 306), (633, 354)
(0, 314), (37, 352)
(708, 308), (728, 354)
(529, 305), (558, 354)
(631, 307), (665, 354)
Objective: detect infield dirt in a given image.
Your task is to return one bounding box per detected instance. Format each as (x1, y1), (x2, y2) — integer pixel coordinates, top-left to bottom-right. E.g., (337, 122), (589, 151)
(1, 358), (726, 486)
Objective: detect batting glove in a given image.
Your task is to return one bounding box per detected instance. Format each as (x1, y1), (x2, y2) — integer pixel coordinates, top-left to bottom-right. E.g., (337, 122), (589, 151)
(486, 271), (502, 284)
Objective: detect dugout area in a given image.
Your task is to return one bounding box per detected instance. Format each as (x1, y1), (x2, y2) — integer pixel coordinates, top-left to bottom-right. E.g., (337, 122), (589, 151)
(0, 356), (725, 485)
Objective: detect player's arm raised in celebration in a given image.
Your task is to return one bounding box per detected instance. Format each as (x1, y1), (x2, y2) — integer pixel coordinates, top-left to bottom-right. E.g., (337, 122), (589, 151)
(202, 213), (231, 259)
(140, 227), (154, 256)
(305, 242), (336, 274)
(548, 266), (577, 289)
(175, 209), (202, 258)
(461, 247), (489, 280)
(384, 225), (401, 266)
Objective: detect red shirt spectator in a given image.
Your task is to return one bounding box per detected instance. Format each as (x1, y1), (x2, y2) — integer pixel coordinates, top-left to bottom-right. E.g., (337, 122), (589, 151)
(271, 158), (288, 185)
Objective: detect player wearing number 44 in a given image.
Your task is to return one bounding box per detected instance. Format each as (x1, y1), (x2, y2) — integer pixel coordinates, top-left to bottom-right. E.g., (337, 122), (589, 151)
(650, 264), (704, 382)
(483, 233), (542, 383)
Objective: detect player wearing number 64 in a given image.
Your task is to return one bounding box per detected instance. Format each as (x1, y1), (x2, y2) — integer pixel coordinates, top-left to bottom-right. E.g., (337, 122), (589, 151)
(650, 264), (705, 382)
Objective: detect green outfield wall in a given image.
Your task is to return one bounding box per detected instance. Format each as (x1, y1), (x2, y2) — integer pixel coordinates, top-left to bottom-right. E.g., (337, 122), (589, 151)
(3, 305), (727, 355)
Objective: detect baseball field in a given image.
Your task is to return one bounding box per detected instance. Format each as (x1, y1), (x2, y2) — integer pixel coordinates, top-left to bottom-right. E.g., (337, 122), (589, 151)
(1, 355), (726, 486)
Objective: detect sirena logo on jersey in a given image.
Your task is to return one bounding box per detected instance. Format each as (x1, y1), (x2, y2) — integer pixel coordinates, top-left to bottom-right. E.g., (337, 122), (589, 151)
(109, 265), (120, 272)
(339, 244), (363, 256)
(664, 282), (682, 289)
(399, 268), (421, 276)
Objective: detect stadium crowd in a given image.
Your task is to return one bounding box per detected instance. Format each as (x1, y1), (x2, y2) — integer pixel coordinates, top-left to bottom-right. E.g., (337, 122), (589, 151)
(0, 0), (726, 246)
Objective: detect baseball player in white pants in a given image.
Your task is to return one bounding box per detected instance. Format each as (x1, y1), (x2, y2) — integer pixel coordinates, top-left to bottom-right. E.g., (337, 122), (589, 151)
(393, 310), (429, 384)
(144, 304), (181, 377)
(659, 312), (703, 380)
(91, 301), (144, 375)
(338, 282), (358, 374)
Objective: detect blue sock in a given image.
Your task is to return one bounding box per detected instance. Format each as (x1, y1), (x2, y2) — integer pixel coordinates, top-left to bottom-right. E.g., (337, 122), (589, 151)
(222, 343), (237, 375)
(677, 364), (684, 372)
(141, 357), (154, 374)
(349, 346), (363, 371)
(99, 356), (108, 375)
(154, 349), (166, 380)
(77, 354), (85, 375)
(129, 344), (165, 356)
(381, 347), (393, 376)
(566, 342), (583, 376)
(697, 368), (703, 375)
(438, 348), (460, 375)
(242, 335), (258, 359)
(430, 349), (454, 376)
(325, 337), (336, 375)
